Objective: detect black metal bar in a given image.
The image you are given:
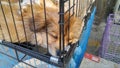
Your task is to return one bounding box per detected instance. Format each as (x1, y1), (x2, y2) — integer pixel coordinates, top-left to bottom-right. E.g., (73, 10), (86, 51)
(14, 42), (34, 49)
(83, 2), (95, 29)
(73, 0), (75, 15)
(18, 0), (29, 46)
(59, 0), (65, 60)
(20, 54), (27, 61)
(0, 24), (5, 40)
(19, 0), (35, 48)
(43, 0), (49, 53)
(86, 3), (92, 13)
(64, 5), (75, 14)
(29, 0), (38, 51)
(1, 41), (63, 67)
(67, 0), (71, 44)
(15, 50), (20, 61)
(7, 1), (26, 61)
(64, 42), (78, 63)
(0, 1), (12, 42)
(8, 0), (20, 43)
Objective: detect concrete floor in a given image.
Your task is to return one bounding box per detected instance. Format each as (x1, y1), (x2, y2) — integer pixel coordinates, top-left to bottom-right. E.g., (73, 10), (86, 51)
(81, 20), (120, 68)
(86, 21), (106, 56)
(80, 57), (120, 68)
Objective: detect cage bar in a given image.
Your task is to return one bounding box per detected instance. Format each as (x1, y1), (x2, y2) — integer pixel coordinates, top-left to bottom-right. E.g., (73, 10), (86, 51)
(0, 0), (96, 67)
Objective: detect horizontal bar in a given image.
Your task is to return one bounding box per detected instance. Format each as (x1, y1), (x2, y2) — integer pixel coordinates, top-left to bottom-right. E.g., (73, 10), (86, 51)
(0, 41), (63, 67)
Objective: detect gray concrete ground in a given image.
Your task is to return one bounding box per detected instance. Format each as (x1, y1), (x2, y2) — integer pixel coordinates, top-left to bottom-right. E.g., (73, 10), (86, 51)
(86, 21), (106, 56)
(80, 58), (120, 68)
(82, 20), (120, 68)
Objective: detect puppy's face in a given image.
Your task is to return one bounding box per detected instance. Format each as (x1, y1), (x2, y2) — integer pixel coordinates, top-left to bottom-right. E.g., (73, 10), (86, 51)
(22, 4), (82, 57)
(49, 13), (84, 57)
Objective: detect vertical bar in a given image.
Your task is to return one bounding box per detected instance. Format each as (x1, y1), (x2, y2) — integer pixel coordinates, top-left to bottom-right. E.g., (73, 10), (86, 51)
(29, 0), (38, 51)
(7, 0), (23, 62)
(73, 0), (75, 15)
(59, 0), (65, 59)
(18, 0), (28, 45)
(8, 0), (20, 42)
(15, 50), (20, 61)
(0, 1), (12, 42)
(68, 0), (71, 44)
(43, 0), (49, 53)
(0, 24), (5, 40)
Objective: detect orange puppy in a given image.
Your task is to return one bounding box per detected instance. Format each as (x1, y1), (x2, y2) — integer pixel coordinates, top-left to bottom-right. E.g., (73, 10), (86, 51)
(26, 4), (84, 56)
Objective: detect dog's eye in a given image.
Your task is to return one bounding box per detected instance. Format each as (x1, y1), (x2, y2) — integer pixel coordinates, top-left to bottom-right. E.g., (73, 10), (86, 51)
(53, 36), (57, 39)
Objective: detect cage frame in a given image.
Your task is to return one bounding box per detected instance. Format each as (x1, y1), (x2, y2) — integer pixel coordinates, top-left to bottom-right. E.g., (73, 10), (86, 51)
(0, 0), (96, 67)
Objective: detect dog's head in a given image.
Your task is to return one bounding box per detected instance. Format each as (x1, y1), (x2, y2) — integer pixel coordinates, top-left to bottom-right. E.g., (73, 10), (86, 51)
(28, 6), (59, 36)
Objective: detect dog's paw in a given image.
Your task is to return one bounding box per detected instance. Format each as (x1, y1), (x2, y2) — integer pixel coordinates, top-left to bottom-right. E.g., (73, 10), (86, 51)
(70, 38), (78, 44)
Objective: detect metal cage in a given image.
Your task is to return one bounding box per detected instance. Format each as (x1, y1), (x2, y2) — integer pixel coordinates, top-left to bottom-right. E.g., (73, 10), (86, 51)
(0, 0), (96, 68)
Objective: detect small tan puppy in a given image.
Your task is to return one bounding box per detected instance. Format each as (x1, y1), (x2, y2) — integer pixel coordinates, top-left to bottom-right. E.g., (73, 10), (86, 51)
(24, 4), (84, 56)
(0, 1), (84, 57)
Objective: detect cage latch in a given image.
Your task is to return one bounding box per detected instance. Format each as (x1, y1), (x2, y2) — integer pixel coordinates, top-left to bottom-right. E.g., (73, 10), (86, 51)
(0, 40), (3, 43)
(50, 57), (59, 64)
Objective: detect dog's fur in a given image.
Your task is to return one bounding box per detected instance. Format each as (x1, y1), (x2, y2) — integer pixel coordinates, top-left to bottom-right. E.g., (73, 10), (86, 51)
(20, 0), (58, 13)
(0, 2), (33, 42)
(0, 1), (84, 57)
(1, 0), (19, 3)
(23, 4), (84, 56)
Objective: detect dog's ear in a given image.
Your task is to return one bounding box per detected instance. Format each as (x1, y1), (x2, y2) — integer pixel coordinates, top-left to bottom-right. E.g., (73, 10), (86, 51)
(28, 12), (53, 32)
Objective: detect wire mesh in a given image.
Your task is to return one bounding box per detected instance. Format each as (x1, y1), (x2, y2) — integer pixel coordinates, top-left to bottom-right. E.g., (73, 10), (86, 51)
(100, 14), (120, 64)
